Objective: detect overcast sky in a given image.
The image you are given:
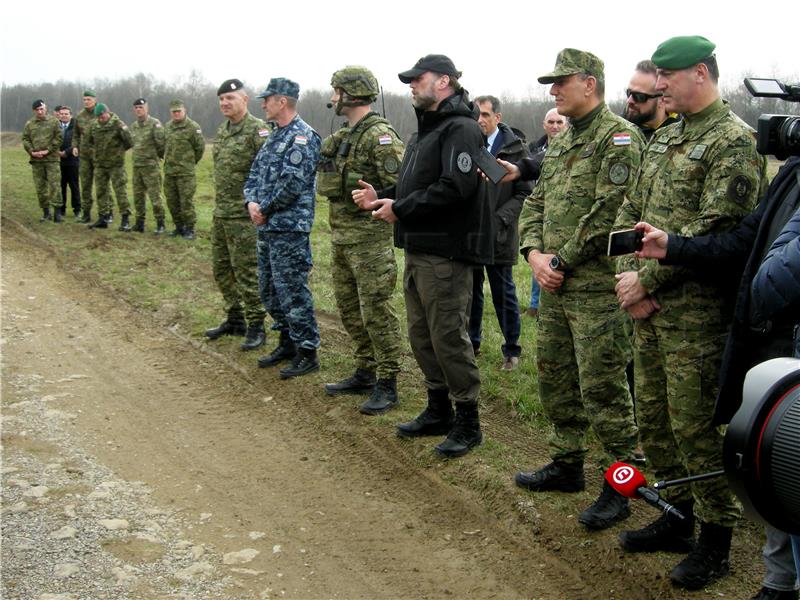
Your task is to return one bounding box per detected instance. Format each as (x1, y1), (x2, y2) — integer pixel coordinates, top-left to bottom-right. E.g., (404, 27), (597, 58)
(3, 0), (797, 101)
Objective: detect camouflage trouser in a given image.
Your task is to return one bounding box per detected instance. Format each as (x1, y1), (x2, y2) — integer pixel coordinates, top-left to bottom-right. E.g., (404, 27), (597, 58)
(633, 319), (741, 527)
(94, 164), (130, 217)
(332, 241), (401, 379)
(257, 230), (320, 350)
(31, 162), (61, 210)
(132, 164), (164, 221)
(163, 173), (196, 230)
(404, 251), (480, 404)
(212, 216), (265, 326)
(537, 290), (638, 469)
(79, 155), (94, 213)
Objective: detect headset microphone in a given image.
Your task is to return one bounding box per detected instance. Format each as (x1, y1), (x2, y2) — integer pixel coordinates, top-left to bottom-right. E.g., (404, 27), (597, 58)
(605, 462), (687, 520)
(326, 102), (333, 109)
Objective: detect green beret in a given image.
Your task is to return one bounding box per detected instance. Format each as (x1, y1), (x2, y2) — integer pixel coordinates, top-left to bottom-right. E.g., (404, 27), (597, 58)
(538, 48), (604, 84)
(652, 36), (716, 70)
(93, 102), (108, 116)
(83, 89), (96, 98)
(169, 100), (185, 110)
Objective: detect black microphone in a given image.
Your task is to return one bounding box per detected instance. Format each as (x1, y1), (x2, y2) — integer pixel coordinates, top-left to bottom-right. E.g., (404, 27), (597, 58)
(326, 102), (333, 109)
(636, 486), (687, 520)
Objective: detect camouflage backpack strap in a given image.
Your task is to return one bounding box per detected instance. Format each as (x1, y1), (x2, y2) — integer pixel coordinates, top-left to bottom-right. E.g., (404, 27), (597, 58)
(340, 113), (393, 191)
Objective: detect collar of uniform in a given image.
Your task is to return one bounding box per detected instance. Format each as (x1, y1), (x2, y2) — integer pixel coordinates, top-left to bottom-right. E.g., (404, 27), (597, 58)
(569, 102), (605, 136)
(226, 112), (250, 134)
(681, 97), (725, 134)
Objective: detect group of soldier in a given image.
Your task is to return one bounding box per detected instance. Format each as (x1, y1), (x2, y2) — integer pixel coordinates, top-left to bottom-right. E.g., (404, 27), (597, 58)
(20, 33), (799, 597)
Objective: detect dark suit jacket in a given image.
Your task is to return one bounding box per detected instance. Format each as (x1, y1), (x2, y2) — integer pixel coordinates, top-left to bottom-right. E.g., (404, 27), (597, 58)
(59, 118), (79, 167)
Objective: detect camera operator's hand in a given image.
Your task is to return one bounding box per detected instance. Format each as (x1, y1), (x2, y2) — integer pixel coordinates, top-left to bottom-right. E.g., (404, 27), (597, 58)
(615, 271), (647, 309)
(528, 250), (564, 292)
(634, 222), (669, 260)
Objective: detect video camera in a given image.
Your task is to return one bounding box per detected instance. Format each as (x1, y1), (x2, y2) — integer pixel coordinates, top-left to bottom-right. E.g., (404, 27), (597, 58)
(743, 78), (800, 159)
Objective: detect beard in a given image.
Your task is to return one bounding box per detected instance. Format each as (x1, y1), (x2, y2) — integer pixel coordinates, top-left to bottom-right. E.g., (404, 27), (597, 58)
(625, 104), (657, 126)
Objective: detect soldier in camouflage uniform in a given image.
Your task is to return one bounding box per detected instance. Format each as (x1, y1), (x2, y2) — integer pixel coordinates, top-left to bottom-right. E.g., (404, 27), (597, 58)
(205, 78), (271, 351)
(84, 103), (134, 231)
(73, 90), (98, 223)
(317, 66), (405, 415)
(130, 98), (166, 233)
(163, 100), (205, 240)
(613, 36), (766, 589)
(513, 49), (643, 530)
(245, 78), (322, 379)
(22, 99), (63, 222)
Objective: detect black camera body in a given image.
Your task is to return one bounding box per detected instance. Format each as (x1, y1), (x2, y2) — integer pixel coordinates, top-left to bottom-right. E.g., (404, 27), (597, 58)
(744, 78), (800, 159)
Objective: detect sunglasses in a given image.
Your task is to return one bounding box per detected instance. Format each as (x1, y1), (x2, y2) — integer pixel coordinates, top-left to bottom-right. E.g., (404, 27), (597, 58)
(626, 89), (663, 103)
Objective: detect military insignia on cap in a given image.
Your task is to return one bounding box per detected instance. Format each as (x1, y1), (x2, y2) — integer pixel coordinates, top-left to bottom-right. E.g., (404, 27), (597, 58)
(289, 149), (303, 165)
(613, 133), (632, 146)
(384, 157), (399, 174)
(456, 152), (472, 173)
(378, 134), (392, 146)
(689, 144), (707, 160)
(727, 175), (752, 203)
(609, 162), (630, 185)
(230, 83), (236, 89)
(294, 135), (308, 145)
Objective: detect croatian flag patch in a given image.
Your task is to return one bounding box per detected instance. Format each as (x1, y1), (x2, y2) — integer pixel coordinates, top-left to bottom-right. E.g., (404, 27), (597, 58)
(294, 135), (308, 145)
(258, 128), (269, 137)
(378, 134), (392, 145)
(613, 133), (632, 146)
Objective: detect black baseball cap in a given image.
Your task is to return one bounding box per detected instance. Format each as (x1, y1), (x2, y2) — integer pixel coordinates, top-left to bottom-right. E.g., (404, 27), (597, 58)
(398, 54), (462, 83)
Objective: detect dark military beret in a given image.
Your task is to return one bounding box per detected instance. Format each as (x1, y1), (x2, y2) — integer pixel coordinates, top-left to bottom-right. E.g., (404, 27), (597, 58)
(538, 48), (604, 84)
(398, 54), (462, 83)
(651, 36), (716, 70)
(83, 89), (96, 98)
(217, 79), (244, 96)
(169, 100), (185, 110)
(257, 78), (300, 99)
(54, 105), (63, 112)
(32, 99), (45, 109)
(133, 98), (147, 106)
(93, 102), (108, 116)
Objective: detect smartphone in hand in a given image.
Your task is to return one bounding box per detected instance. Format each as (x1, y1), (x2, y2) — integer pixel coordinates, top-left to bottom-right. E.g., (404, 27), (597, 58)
(608, 228), (644, 256)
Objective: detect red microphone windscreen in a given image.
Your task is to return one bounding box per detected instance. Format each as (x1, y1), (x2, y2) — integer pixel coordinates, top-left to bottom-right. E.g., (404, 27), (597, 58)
(605, 462), (647, 498)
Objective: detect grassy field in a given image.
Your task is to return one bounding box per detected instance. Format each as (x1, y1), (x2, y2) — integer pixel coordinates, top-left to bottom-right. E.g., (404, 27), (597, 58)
(1, 138), (547, 423)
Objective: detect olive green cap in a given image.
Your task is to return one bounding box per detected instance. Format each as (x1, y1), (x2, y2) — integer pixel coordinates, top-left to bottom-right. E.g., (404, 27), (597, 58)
(538, 48), (604, 84)
(93, 102), (108, 116)
(169, 100), (185, 110)
(83, 89), (96, 98)
(651, 36), (715, 69)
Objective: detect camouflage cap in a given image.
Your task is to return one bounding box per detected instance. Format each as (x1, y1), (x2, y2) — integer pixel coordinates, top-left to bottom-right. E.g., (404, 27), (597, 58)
(257, 78), (300, 99)
(538, 48), (604, 84)
(133, 98), (147, 106)
(82, 89), (96, 98)
(93, 102), (108, 116)
(651, 36), (716, 70)
(398, 54), (462, 84)
(32, 99), (45, 109)
(331, 66), (379, 99)
(217, 78), (244, 96)
(169, 100), (185, 110)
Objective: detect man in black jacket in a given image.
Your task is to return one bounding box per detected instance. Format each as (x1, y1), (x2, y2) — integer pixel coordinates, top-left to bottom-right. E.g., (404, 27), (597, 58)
(469, 95), (532, 370)
(633, 156), (800, 600)
(56, 106), (80, 218)
(354, 54), (492, 458)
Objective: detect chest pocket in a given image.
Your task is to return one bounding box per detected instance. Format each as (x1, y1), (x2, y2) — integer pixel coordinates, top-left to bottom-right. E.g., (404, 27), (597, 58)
(668, 158), (706, 214)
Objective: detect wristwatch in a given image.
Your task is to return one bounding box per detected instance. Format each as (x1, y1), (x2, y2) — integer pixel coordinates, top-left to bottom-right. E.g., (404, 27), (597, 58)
(549, 254), (566, 272)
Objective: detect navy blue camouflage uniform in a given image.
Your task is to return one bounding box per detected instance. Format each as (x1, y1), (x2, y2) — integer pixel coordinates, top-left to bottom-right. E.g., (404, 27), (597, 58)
(244, 114), (321, 350)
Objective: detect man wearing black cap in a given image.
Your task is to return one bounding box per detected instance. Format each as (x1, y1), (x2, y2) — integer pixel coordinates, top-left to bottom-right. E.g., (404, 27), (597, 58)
(353, 54), (492, 458)
(613, 35), (766, 589)
(206, 79), (271, 352)
(22, 99), (63, 222)
(130, 98), (166, 233)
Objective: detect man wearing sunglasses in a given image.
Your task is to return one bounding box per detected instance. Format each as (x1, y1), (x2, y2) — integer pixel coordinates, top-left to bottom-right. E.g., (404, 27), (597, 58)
(624, 60), (680, 141)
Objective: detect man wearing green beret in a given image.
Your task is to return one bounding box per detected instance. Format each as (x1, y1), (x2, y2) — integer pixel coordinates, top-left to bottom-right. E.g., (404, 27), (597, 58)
(613, 35), (766, 589)
(163, 100), (205, 240)
(83, 103), (134, 230)
(22, 99), (63, 222)
(72, 90), (98, 223)
(513, 48), (644, 530)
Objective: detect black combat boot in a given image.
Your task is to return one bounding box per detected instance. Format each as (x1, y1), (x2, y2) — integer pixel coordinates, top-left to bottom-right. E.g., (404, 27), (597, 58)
(118, 214), (131, 232)
(515, 460), (585, 492)
(258, 332), (296, 368)
(53, 208), (63, 223)
(279, 347), (320, 379)
(132, 217), (145, 233)
(154, 218), (166, 234)
(669, 521), (732, 589)
(396, 388), (454, 438)
(107, 210), (113, 223)
(88, 214), (109, 229)
(78, 209), (91, 223)
(434, 400), (482, 458)
(182, 228), (195, 240)
(750, 587), (799, 600)
(240, 322), (266, 351)
(619, 500), (695, 553)
(359, 378), (399, 415)
(205, 313), (247, 339)
(40, 207), (51, 222)
(324, 368), (376, 396)
(168, 225), (184, 237)
(578, 480), (630, 530)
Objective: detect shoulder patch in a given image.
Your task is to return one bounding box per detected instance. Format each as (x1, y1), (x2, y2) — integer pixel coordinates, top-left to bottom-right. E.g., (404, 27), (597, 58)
(688, 144), (707, 160)
(289, 149), (304, 165)
(727, 175), (752, 204)
(258, 128), (269, 137)
(456, 152), (472, 174)
(609, 162), (630, 185)
(294, 135), (308, 145)
(196, 129), (202, 134)
(378, 133), (393, 145)
(613, 133), (632, 146)
(384, 156), (399, 174)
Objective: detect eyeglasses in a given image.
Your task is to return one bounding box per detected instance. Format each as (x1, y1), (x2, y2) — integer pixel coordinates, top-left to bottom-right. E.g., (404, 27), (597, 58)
(626, 89), (663, 103)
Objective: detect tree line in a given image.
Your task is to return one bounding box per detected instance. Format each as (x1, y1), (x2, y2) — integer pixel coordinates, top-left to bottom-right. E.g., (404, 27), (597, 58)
(2, 71), (798, 145)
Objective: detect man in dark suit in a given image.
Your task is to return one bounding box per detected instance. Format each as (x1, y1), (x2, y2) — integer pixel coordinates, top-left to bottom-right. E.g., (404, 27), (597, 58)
(56, 106), (80, 217)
